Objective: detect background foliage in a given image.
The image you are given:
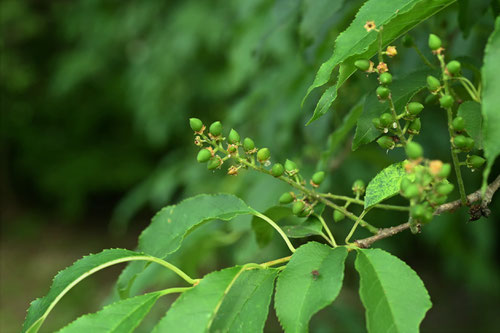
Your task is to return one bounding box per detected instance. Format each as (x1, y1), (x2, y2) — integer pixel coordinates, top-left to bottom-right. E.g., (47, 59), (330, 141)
(1, 0), (499, 332)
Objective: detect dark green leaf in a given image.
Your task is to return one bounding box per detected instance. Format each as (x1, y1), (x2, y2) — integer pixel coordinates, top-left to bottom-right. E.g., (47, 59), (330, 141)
(457, 101), (482, 149)
(275, 243), (348, 332)
(355, 248), (432, 333)
(458, 0), (491, 38)
(364, 162), (406, 209)
(282, 217), (323, 238)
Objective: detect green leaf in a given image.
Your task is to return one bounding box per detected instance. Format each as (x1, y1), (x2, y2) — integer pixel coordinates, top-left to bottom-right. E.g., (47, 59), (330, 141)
(457, 101), (483, 149)
(355, 248), (432, 333)
(364, 162), (406, 209)
(117, 194), (254, 297)
(304, 0), (455, 124)
(482, 17), (500, 189)
(282, 217), (323, 238)
(458, 0), (491, 38)
(275, 242), (348, 332)
(353, 69), (432, 150)
(22, 249), (166, 333)
(57, 292), (163, 333)
(153, 266), (277, 333)
(252, 206), (293, 248)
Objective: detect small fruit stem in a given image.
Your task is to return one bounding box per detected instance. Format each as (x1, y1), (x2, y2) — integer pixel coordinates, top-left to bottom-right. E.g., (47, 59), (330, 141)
(320, 193), (409, 211)
(412, 45), (436, 69)
(387, 96), (407, 145)
(314, 213), (337, 247)
(345, 209), (370, 244)
(252, 211), (296, 253)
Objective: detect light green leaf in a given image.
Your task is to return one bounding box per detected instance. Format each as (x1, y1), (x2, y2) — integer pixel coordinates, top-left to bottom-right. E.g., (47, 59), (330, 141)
(282, 217), (323, 238)
(275, 242), (348, 332)
(457, 101), (483, 149)
(153, 266), (277, 333)
(22, 249), (170, 333)
(364, 162), (406, 209)
(353, 69), (433, 150)
(57, 292), (163, 333)
(117, 194), (254, 297)
(251, 206), (293, 248)
(355, 248), (432, 333)
(304, 0), (455, 124)
(482, 17), (500, 189)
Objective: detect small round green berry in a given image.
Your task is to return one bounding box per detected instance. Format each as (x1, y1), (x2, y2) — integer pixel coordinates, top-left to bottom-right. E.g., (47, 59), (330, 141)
(377, 136), (395, 149)
(403, 184), (420, 199)
(354, 59), (371, 71)
(376, 86), (390, 100)
(285, 159), (298, 172)
(379, 72), (393, 85)
(438, 163), (451, 178)
(427, 75), (441, 92)
(292, 201), (305, 216)
(352, 179), (366, 195)
(402, 34), (414, 48)
(257, 148), (271, 162)
(271, 163), (284, 177)
(466, 155), (486, 169)
(429, 194), (447, 205)
(243, 137), (255, 151)
(379, 113), (393, 127)
(453, 135), (467, 149)
(333, 210), (345, 222)
(279, 192), (294, 204)
(464, 137), (475, 151)
(207, 157), (220, 170)
(197, 149), (212, 163)
(228, 145), (237, 154)
(436, 183), (454, 195)
(446, 60), (461, 75)
(421, 209), (434, 224)
(228, 129), (240, 144)
(408, 119), (421, 135)
(372, 118), (382, 129)
(407, 102), (424, 116)
(209, 121), (222, 136)
(439, 95), (454, 108)
(311, 171), (325, 186)
(400, 176), (413, 192)
(452, 117), (465, 132)
(189, 118), (203, 132)
(405, 141), (423, 160)
(411, 204), (426, 220)
(428, 34), (442, 50)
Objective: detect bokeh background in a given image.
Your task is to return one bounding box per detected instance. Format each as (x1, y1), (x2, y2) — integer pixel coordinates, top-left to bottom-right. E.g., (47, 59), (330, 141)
(1, 0), (499, 332)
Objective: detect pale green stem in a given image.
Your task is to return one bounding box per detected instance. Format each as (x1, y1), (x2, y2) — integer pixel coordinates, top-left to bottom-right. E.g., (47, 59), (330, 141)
(252, 211), (296, 253)
(314, 213), (337, 247)
(321, 193), (410, 212)
(345, 209), (370, 244)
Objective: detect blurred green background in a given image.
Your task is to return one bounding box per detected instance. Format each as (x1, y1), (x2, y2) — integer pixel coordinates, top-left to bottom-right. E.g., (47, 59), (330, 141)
(1, 0), (499, 332)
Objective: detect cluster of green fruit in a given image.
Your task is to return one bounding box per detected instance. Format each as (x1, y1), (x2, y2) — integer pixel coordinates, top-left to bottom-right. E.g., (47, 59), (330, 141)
(400, 141), (453, 231)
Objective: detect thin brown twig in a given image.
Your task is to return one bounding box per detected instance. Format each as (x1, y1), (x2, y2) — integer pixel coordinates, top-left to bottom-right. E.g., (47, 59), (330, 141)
(355, 174), (500, 248)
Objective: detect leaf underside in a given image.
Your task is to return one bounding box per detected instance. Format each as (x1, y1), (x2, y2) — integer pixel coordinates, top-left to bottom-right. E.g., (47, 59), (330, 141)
(364, 162), (407, 209)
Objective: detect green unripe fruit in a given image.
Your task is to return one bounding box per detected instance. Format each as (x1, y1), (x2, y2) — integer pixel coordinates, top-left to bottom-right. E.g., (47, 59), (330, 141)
(243, 137), (255, 151)
(464, 137), (475, 151)
(377, 136), (395, 149)
(452, 117), (465, 132)
(312, 171), (325, 185)
(408, 119), (421, 135)
(209, 121), (222, 136)
(352, 179), (366, 194)
(189, 118), (203, 132)
(285, 159), (298, 172)
(354, 59), (371, 71)
(372, 118), (382, 129)
(279, 192), (294, 204)
(376, 86), (390, 100)
(402, 34), (414, 47)
(403, 184), (420, 199)
(453, 135), (467, 149)
(427, 75), (441, 92)
(438, 163), (451, 178)
(446, 60), (461, 75)
(466, 155), (486, 169)
(400, 176), (413, 192)
(207, 157), (220, 170)
(436, 183), (454, 195)
(428, 34), (442, 50)
(429, 194), (447, 205)
(421, 210), (434, 223)
(411, 204), (426, 219)
(439, 95), (454, 108)
(405, 141), (423, 160)
(379, 72), (393, 85)
(407, 102), (424, 116)
(271, 163), (284, 177)
(228, 145), (237, 154)
(425, 94), (438, 104)
(257, 148), (271, 162)
(380, 113), (393, 127)
(228, 129), (240, 144)
(197, 149), (212, 163)
(333, 210), (345, 222)
(292, 201), (305, 216)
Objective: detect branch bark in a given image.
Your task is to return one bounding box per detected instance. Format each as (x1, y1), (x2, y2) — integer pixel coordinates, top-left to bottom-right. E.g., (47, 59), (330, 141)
(354, 174), (500, 248)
